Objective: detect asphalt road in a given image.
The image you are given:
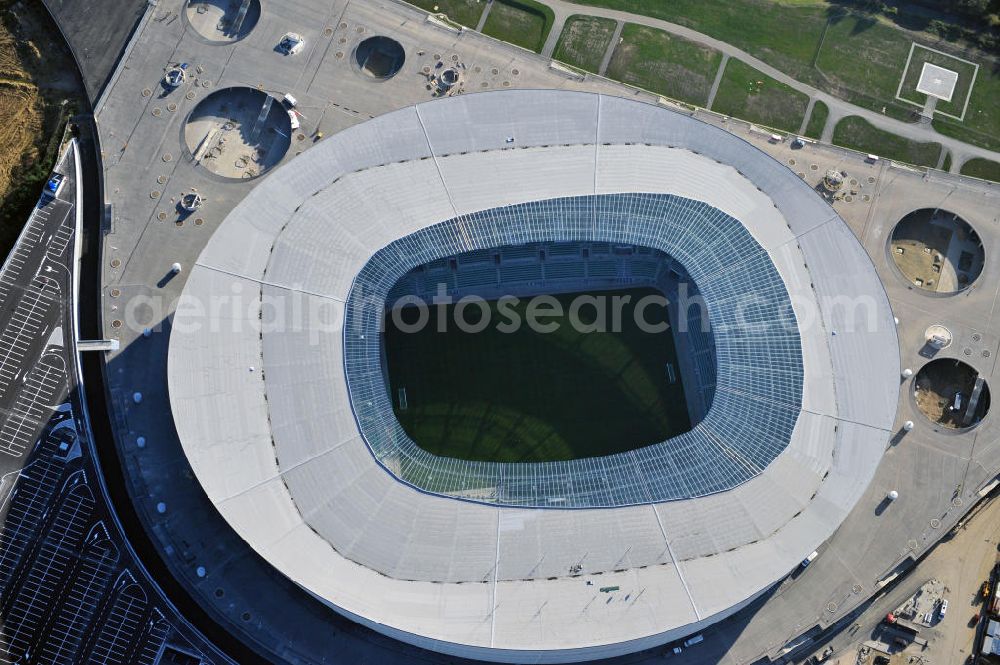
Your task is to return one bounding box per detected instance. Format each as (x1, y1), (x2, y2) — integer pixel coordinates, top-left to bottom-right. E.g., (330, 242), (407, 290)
(796, 493), (1000, 665)
(40, 0), (147, 103)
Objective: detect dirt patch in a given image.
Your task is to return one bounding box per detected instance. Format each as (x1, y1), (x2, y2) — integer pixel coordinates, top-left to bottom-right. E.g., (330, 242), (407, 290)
(914, 359), (988, 428)
(0, 25), (42, 199)
(0, 1), (84, 254)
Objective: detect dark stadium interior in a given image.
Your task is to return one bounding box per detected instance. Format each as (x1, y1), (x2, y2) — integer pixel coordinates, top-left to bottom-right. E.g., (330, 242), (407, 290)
(381, 241), (716, 463)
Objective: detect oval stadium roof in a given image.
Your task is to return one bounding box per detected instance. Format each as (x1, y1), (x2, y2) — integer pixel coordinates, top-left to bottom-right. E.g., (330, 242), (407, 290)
(167, 90), (900, 662)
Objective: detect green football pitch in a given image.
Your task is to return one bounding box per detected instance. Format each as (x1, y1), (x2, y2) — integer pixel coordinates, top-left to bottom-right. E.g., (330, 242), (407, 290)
(383, 287), (690, 463)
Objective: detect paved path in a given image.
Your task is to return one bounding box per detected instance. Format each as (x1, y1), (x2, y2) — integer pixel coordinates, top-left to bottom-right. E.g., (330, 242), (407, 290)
(706, 54), (729, 110)
(935, 146), (949, 170)
(821, 105), (847, 144)
(534, 0), (1000, 166)
(540, 8), (563, 57)
(475, 0), (492, 33)
(797, 97), (816, 135)
(597, 20), (624, 76)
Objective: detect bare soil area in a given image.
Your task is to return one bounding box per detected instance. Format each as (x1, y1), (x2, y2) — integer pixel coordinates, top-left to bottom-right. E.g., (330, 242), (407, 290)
(914, 359), (984, 428)
(0, 1), (84, 254)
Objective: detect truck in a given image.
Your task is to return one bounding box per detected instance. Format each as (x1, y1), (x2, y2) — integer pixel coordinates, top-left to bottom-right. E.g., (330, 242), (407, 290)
(683, 634), (704, 647)
(801, 551), (819, 568)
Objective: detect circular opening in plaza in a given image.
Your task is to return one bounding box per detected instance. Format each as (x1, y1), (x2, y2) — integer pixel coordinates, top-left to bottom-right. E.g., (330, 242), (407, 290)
(183, 86), (291, 180)
(913, 358), (990, 429)
(889, 208), (985, 294)
(355, 36), (406, 79)
(185, 0), (261, 43)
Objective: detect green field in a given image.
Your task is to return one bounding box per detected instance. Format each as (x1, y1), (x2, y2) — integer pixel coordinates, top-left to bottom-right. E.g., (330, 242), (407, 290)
(803, 99), (829, 139)
(711, 58), (810, 133)
(553, 15), (617, 73)
(897, 44), (978, 119)
(482, 0), (555, 53)
(605, 24), (722, 106)
(812, 13), (918, 121)
(404, 0), (485, 27)
(565, 0), (999, 148)
(960, 158), (1000, 183)
(832, 116), (942, 167)
(933, 69), (999, 151)
(383, 288), (689, 463)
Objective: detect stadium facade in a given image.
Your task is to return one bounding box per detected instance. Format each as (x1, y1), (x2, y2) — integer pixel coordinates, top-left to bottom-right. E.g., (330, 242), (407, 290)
(167, 90), (900, 662)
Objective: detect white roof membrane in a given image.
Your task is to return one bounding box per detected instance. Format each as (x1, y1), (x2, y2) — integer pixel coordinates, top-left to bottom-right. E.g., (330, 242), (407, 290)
(167, 91), (899, 662)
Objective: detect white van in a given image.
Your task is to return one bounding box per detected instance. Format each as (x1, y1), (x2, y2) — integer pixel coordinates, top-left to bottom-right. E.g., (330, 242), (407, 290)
(683, 634), (704, 647)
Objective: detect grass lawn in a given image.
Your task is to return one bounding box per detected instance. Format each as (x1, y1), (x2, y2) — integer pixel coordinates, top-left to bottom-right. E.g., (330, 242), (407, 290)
(811, 12), (919, 121)
(404, 0), (485, 27)
(553, 15), (617, 73)
(932, 69), (1000, 151)
(832, 116), (942, 167)
(711, 58), (809, 133)
(605, 24), (722, 106)
(803, 99), (829, 139)
(383, 287), (689, 463)
(565, 0), (999, 148)
(482, 0), (555, 53)
(960, 158), (1000, 183)
(896, 44), (978, 119)
(568, 0), (826, 75)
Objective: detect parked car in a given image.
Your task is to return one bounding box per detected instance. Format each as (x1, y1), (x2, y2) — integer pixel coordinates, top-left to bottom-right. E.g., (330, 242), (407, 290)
(43, 173), (65, 199)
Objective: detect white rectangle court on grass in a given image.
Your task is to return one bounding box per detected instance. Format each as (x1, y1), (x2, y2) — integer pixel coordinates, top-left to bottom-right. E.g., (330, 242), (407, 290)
(915, 62), (958, 102)
(895, 42), (979, 121)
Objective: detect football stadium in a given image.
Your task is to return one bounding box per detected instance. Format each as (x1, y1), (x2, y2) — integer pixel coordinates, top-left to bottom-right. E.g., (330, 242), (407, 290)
(167, 90), (899, 662)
